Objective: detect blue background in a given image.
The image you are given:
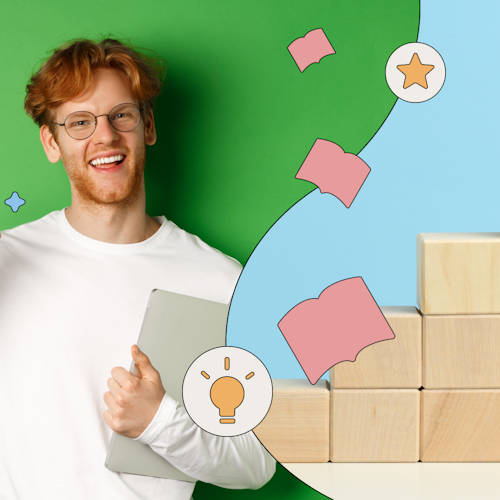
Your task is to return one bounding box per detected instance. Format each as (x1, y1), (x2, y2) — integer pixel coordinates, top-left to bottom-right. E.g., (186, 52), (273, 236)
(227, 0), (500, 380)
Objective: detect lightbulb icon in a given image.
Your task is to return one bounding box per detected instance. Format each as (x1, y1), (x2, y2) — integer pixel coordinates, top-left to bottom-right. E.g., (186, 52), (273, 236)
(210, 376), (244, 423)
(183, 346), (273, 436)
(202, 356), (255, 424)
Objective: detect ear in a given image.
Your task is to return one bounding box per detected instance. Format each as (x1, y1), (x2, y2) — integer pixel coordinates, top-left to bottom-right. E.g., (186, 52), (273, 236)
(144, 109), (157, 146)
(40, 125), (61, 163)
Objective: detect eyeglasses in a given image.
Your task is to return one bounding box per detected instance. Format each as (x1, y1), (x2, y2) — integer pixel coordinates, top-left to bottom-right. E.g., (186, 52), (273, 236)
(53, 103), (144, 140)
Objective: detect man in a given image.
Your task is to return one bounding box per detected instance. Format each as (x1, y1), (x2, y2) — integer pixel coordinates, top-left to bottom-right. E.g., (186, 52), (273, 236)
(0, 38), (275, 499)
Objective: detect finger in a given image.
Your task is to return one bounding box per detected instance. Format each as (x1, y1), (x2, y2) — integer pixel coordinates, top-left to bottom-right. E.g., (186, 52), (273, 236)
(103, 409), (113, 428)
(103, 408), (123, 434)
(111, 366), (134, 386)
(103, 391), (122, 417)
(131, 345), (160, 383)
(107, 377), (122, 401)
(130, 346), (147, 379)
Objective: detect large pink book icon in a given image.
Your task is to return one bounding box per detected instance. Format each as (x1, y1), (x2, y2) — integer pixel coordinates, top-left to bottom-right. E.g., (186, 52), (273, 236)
(278, 277), (395, 385)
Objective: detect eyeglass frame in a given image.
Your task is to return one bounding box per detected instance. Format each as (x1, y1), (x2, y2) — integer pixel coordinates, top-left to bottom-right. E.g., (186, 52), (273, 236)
(52, 102), (145, 140)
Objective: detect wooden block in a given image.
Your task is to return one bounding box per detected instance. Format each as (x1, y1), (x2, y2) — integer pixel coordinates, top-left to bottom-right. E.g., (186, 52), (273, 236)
(330, 306), (421, 388)
(417, 232), (500, 314)
(330, 389), (419, 462)
(421, 389), (500, 462)
(253, 379), (329, 463)
(423, 315), (500, 388)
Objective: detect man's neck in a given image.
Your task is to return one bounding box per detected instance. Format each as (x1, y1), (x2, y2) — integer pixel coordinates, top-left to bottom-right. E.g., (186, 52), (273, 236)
(64, 201), (161, 244)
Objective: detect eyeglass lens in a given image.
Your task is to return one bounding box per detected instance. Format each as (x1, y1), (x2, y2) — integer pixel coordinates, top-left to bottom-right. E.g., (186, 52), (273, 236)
(64, 103), (141, 139)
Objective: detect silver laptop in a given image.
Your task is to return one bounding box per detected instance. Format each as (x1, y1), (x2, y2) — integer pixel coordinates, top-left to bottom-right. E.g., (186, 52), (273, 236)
(105, 289), (229, 481)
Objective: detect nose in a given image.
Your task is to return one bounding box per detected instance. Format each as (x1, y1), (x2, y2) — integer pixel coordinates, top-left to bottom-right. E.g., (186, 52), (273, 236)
(91, 115), (120, 144)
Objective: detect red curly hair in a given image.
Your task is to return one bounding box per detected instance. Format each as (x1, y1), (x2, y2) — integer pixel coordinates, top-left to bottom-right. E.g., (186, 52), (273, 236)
(24, 37), (166, 134)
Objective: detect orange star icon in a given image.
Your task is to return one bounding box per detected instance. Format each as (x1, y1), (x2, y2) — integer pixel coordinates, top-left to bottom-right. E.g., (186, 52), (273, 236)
(397, 52), (434, 89)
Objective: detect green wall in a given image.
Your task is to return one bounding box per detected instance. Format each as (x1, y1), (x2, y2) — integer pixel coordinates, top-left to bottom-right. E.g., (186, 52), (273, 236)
(0, 1), (419, 497)
(1, 0), (418, 264)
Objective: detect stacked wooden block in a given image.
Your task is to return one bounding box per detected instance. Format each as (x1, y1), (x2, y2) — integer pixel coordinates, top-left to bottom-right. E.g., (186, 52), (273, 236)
(417, 233), (500, 462)
(329, 305), (421, 462)
(253, 378), (330, 462)
(253, 233), (500, 463)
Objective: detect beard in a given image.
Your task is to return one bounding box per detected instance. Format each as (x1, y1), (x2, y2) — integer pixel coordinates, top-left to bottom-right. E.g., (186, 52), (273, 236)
(60, 141), (146, 210)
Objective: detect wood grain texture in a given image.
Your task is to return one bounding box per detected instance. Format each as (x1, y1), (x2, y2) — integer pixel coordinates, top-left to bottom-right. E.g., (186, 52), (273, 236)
(330, 389), (419, 462)
(421, 390), (500, 462)
(417, 233), (500, 314)
(253, 379), (329, 463)
(423, 315), (500, 388)
(330, 306), (422, 388)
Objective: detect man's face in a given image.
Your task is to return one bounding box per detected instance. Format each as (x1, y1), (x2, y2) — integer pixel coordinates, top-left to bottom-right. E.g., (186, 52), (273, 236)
(45, 68), (156, 208)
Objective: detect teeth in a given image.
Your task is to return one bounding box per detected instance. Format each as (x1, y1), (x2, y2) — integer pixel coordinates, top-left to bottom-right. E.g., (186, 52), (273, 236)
(90, 155), (124, 166)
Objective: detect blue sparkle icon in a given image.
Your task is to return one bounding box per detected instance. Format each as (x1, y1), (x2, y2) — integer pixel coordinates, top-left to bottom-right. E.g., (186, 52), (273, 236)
(5, 192), (26, 213)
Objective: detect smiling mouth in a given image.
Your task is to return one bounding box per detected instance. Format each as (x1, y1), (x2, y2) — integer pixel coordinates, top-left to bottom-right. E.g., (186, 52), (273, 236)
(89, 155), (125, 169)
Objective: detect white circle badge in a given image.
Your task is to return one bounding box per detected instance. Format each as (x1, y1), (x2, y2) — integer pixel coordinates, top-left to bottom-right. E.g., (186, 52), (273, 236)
(386, 42), (445, 103)
(182, 346), (273, 437)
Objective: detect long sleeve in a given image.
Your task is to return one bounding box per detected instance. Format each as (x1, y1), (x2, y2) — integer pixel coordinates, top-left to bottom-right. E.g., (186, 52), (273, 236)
(133, 392), (276, 489)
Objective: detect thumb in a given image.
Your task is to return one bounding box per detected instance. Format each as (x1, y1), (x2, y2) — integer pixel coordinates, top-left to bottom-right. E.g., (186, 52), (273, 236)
(132, 345), (159, 382)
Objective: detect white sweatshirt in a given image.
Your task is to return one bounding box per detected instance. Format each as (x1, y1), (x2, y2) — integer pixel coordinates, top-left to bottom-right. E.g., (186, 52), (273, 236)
(0, 209), (275, 500)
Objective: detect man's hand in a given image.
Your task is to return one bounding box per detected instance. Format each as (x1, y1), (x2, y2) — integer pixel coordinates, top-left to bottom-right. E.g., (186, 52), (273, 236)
(103, 345), (166, 439)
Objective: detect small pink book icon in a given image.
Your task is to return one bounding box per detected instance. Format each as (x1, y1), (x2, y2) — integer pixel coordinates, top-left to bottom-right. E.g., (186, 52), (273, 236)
(288, 28), (335, 72)
(296, 139), (371, 208)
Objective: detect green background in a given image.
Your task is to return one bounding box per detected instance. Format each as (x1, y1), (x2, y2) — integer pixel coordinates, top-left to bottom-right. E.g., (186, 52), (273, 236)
(0, 0), (418, 498)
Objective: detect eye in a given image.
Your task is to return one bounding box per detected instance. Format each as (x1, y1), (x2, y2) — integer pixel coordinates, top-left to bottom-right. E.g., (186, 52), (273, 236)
(68, 120), (92, 129)
(112, 112), (131, 120)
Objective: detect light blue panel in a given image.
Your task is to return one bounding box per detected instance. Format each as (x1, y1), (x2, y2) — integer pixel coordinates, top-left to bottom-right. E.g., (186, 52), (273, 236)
(227, 0), (500, 379)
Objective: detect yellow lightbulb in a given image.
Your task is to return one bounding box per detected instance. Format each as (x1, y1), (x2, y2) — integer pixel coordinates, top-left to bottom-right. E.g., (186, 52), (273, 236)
(210, 376), (244, 423)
